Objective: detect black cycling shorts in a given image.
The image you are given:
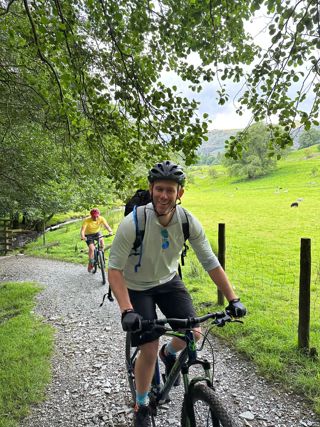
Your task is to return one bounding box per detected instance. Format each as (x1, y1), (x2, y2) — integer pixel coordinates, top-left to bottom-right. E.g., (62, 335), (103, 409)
(85, 233), (102, 246)
(128, 274), (198, 347)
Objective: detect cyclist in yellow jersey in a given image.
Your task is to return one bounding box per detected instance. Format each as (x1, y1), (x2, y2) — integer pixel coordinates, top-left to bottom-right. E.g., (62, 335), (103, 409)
(81, 208), (113, 272)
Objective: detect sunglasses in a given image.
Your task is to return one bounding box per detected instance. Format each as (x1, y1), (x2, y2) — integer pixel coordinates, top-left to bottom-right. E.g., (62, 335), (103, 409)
(160, 229), (169, 249)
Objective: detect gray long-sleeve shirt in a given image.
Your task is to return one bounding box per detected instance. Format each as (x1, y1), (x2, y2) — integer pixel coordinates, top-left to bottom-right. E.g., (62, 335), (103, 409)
(108, 203), (220, 290)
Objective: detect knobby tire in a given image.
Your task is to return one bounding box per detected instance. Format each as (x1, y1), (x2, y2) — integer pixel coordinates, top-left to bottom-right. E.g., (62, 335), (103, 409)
(98, 250), (106, 284)
(125, 332), (137, 404)
(181, 383), (240, 427)
(92, 249), (98, 274)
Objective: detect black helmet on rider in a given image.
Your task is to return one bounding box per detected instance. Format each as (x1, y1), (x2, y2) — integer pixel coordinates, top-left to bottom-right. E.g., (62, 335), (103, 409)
(148, 160), (186, 187)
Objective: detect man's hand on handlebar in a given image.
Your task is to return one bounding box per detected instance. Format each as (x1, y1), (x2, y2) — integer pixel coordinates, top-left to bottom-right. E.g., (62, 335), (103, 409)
(120, 310), (244, 333)
(121, 310), (143, 332)
(225, 298), (246, 318)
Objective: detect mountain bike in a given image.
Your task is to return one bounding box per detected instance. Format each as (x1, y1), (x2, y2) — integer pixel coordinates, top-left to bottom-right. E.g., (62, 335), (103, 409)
(91, 234), (112, 285)
(125, 311), (243, 427)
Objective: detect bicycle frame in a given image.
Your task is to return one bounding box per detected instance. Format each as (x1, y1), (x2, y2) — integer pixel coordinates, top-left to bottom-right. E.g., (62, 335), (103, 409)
(93, 234), (104, 251)
(150, 330), (211, 406)
(92, 237), (103, 267)
(128, 328), (213, 411)
(91, 235), (111, 285)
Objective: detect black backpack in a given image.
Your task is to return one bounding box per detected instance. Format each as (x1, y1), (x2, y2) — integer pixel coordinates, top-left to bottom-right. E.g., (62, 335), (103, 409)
(124, 189), (152, 216)
(125, 192), (190, 277)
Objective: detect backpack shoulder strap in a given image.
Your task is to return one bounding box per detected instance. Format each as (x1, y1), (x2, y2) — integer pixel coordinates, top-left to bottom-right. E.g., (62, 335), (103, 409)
(177, 205), (190, 242)
(176, 206), (190, 276)
(132, 205), (147, 272)
(132, 205), (146, 252)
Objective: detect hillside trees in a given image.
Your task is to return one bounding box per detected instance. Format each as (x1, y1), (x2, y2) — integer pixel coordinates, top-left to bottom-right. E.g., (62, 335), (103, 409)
(298, 128), (320, 149)
(0, 0), (319, 218)
(223, 123), (287, 179)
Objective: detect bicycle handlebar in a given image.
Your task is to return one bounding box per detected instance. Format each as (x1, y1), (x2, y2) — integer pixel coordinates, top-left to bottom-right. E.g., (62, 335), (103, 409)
(91, 234), (113, 241)
(139, 310), (240, 332)
(82, 234), (113, 242)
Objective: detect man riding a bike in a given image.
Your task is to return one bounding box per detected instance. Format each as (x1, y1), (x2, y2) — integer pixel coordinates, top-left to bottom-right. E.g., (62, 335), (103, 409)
(108, 161), (246, 427)
(81, 208), (113, 272)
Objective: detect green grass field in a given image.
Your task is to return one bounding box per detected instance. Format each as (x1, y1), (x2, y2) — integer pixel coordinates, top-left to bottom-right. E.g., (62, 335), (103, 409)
(182, 145), (320, 411)
(19, 144), (320, 413)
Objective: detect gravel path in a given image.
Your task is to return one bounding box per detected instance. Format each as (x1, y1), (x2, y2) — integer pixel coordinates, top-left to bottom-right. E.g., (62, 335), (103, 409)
(0, 255), (319, 427)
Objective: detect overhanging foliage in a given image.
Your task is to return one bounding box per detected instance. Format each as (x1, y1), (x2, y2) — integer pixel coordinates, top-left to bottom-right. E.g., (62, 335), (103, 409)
(0, 0), (319, 215)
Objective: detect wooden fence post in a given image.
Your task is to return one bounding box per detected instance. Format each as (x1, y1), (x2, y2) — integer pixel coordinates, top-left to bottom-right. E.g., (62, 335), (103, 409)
(217, 223), (225, 306)
(298, 238), (311, 351)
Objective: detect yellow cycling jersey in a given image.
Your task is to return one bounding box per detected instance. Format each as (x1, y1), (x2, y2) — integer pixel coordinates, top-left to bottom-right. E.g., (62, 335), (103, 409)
(82, 216), (108, 235)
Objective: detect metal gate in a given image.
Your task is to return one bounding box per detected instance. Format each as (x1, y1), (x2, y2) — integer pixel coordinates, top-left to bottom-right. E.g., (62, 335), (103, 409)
(0, 219), (12, 255)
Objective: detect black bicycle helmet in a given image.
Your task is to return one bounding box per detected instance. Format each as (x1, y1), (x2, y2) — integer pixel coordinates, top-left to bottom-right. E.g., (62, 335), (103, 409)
(148, 160), (186, 186)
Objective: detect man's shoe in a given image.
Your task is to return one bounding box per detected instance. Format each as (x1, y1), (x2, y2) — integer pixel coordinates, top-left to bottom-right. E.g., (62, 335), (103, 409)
(87, 263), (94, 272)
(133, 404), (151, 427)
(159, 344), (181, 386)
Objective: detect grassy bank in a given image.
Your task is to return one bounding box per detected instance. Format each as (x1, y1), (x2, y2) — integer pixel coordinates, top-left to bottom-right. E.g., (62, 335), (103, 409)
(0, 282), (54, 427)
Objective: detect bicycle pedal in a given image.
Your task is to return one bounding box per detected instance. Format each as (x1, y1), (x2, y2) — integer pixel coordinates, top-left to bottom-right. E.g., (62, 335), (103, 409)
(159, 396), (171, 405)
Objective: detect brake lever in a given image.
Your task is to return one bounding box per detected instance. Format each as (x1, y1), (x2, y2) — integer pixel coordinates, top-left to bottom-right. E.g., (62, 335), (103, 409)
(212, 315), (244, 327)
(212, 317), (230, 327)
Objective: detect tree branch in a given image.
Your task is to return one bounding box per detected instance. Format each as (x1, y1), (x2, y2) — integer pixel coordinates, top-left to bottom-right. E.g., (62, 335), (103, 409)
(0, 0), (16, 16)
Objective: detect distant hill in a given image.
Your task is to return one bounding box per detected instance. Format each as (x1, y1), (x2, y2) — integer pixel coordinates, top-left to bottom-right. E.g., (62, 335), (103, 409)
(197, 126), (305, 158)
(197, 129), (241, 157)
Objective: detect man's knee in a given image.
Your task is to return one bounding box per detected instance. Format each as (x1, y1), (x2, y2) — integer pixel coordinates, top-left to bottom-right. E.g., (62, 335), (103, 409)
(193, 327), (202, 342)
(140, 340), (159, 361)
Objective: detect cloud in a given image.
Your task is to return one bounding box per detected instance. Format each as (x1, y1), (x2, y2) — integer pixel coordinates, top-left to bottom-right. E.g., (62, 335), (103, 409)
(210, 105), (252, 130)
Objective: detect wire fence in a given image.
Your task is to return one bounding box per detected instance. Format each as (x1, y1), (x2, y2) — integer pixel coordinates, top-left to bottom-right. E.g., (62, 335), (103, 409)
(217, 227), (320, 352)
(183, 220), (320, 356)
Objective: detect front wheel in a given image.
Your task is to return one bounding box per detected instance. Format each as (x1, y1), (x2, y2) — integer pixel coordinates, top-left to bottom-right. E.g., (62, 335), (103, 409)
(98, 250), (106, 284)
(181, 383), (240, 427)
(125, 332), (139, 404)
(92, 249), (98, 274)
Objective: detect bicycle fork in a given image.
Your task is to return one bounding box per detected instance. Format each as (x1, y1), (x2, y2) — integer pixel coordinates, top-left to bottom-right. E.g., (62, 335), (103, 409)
(182, 359), (213, 427)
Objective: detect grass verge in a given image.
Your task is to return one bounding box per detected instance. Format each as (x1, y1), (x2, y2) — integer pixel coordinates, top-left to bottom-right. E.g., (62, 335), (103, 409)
(0, 282), (54, 427)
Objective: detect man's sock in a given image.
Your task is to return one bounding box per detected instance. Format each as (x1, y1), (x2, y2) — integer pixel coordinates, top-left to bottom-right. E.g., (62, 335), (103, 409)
(89, 258), (95, 265)
(136, 391), (149, 407)
(165, 342), (177, 356)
